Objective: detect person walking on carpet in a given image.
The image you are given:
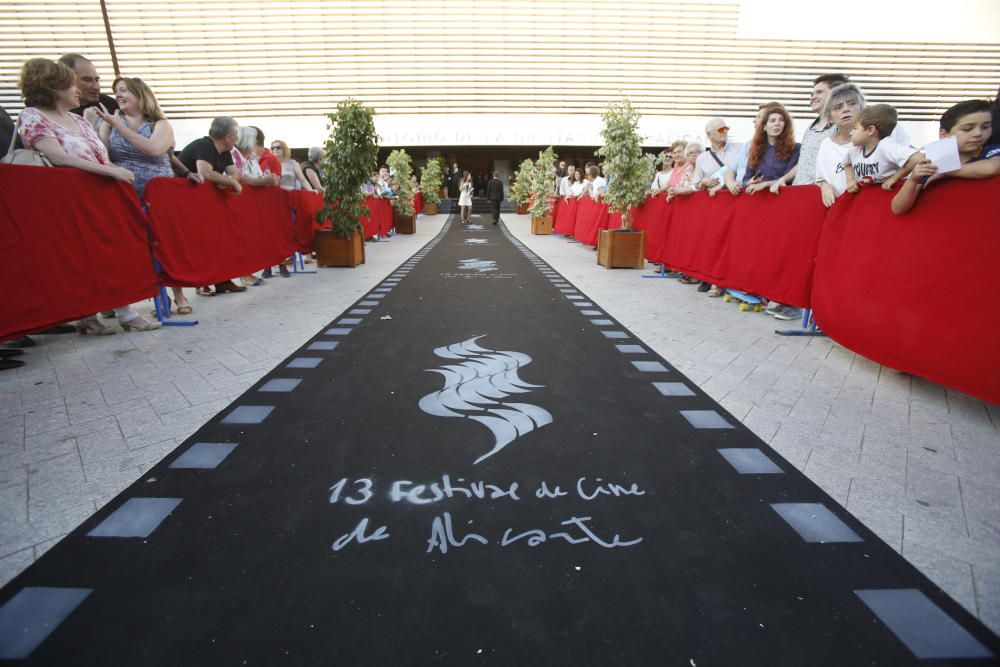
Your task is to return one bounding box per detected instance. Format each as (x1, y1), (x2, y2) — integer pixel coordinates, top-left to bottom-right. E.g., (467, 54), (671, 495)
(458, 171), (473, 223)
(486, 171), (504, 225)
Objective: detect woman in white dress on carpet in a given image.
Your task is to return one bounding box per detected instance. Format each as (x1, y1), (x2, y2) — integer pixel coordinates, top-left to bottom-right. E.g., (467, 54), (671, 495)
(458, 171), (473, 223)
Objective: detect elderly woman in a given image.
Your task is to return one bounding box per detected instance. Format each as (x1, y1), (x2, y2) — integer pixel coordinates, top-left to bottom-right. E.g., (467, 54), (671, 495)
(17, 58), (162, 334)
(230, 127), (280, 283)
(270, 139), (313, 191)
(97, 76), (198, 315)
(301, 146), (325, 193)
(815, 83), (866, 207)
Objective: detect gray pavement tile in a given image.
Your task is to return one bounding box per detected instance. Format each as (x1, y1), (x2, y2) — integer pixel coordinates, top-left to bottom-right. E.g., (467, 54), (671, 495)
(901, 540), (978, 614)
(0, 546), (36, 588)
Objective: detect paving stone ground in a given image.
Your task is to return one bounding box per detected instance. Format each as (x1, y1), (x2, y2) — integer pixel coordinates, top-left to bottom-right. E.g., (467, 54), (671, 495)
(1, 213), (997, 635)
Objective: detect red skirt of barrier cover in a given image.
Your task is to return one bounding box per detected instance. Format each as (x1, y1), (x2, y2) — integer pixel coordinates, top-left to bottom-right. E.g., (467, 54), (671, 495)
(289, 190), (324, 253)
(573, 199), (603, 245)
(414, 193), (424, 215)
(0, 165), (159, 340)
(553, 198), (578, 235)
(145, 179), (296, 287)
(812, 180), (1000, 405)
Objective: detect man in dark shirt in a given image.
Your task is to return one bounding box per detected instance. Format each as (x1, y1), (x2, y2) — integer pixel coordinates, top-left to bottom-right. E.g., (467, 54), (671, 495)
(486, 171), (505, 225)
(178, 117), (247, 295)
(58, 54), (118, 122)
(449, 163), (462, 199)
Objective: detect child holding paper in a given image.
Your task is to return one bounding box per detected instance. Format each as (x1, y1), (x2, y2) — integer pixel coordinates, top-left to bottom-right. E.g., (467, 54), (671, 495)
(843, 104), (920, 193)
(892, 100), (1000, 214)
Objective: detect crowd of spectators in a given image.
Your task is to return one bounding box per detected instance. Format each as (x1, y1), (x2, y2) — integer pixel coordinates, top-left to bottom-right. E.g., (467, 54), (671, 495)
(1, 56), (997, 369)
(552, 73), (999, 321)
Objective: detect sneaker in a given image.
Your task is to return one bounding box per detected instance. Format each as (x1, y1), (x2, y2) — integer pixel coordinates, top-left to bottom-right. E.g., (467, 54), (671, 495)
(279, 265), (291, 278)
(764, 300), (779, 314)
(697, 281), (711, 292)
(707, 287), (724, 297)
(262, 268), (273, 279)
(772, 305), (802, 321)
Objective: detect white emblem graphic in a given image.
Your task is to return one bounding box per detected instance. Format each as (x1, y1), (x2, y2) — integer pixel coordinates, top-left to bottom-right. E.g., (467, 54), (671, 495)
(418, 336), (553, 464)
(466, 224), (485, 230)
(465, 238), (488, 245)
(458, 258), (497, 273)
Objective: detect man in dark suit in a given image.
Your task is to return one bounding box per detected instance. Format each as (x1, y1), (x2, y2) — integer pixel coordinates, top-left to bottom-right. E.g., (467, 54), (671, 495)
(449, 163), (462, 199)
(486, 172), (505, 225)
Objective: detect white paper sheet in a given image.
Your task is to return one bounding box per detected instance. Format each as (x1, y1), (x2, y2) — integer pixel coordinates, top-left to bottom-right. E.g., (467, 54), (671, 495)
(921, 136), (962, 174)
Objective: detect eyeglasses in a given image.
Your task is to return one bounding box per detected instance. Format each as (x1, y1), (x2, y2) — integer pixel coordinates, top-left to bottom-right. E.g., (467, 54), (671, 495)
(270, 145), (281, 150)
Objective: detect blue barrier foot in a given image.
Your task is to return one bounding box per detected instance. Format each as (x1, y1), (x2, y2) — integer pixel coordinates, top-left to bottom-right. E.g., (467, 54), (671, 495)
(775, 308), (826, 337)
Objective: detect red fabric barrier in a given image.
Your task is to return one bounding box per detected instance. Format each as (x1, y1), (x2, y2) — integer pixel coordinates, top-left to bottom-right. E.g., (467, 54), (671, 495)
(0, 164), (159, 340)
(144, 179), (296, 287)
(635, 188), (824, 307)
(359, 197), (379, 239)
(414, 192), (423, 214)
(289, 190), (324, 253)
(553, 198), (578, 234)
(812, 180), (1000, 405)
(378, 198), (394, 236)
(573, 198), (603, 245)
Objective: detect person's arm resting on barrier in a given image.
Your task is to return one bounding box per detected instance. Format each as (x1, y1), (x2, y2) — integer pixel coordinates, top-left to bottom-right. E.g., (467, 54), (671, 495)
(33, 136), (134, 183)
(197, 159), (241, 193)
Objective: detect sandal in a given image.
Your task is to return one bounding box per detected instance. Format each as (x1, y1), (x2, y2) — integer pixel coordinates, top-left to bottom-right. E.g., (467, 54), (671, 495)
(76, 317), (116, 336)
(176, 302), (193, 315)
(196, 286), (215, 297)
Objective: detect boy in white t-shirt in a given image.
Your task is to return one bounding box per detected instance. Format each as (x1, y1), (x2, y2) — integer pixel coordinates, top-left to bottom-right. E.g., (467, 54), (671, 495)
(843, 104), (920, 193)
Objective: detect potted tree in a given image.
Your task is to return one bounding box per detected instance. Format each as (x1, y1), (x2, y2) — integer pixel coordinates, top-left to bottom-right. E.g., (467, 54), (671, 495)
(419, 159), (443, 215)
(510, 158), (534, 215)
(315, 99), (378, 267)
(595, 98), (651, 268)
(528, 146), (558, 234)
(387, 149), (416, 234)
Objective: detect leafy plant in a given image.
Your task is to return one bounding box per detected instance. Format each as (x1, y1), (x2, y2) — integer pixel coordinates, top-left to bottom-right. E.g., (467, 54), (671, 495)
(527, 146), (558, 219)
(318, 99), (379, 238)
(596, 98), (649, 229)
(509, 158), (535, 207)
(419, 159), (443, 206)
(386, 149), (415, 216)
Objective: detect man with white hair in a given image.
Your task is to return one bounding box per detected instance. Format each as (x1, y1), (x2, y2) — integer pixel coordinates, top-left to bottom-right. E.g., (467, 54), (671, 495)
(692, 117), (743, 190)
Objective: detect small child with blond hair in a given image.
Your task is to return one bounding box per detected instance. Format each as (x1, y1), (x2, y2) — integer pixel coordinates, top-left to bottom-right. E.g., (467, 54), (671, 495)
(842, 104), (920, 193)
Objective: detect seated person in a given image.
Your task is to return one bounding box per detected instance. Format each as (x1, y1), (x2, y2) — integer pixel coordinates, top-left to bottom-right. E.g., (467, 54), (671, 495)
(843, 104), (920, 193)
(892, 99), (1000, 214)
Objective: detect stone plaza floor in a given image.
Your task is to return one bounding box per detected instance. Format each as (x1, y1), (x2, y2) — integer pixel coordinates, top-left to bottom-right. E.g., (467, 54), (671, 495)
(1, 213), (997, 635)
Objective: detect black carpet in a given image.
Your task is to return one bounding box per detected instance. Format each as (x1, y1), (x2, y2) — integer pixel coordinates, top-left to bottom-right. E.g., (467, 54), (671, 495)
(1, 215), (997, 665)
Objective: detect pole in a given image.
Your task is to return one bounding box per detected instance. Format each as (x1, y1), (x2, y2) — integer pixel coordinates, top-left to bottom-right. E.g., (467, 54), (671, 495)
(99, 0), (120, 78)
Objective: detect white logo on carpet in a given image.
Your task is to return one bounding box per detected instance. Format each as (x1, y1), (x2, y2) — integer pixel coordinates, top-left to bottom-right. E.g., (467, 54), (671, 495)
(458, 258), (497, 273)
(465, 239), (488, 245)
(466, 224), (485, 230)
(419, 336), (553, 464)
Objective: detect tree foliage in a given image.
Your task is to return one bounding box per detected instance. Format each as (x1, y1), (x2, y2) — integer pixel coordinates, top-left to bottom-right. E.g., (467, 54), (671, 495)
(318, 99), (379, 238)
(419, 159), (443, 206)
(510, 158), (535, 207)
(386, 149), (415, 216)
(527, 146), (558, 219)
(596, 98), (649, 229)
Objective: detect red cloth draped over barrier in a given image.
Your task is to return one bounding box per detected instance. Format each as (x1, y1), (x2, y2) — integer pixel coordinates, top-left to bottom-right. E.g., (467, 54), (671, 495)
(379, 199), (395, 236)
(0, 164), (159, 340)
(573, 198), (603, 245)
(636, 187), (825, 307)
(414, 192), (423, 214)
(359, 197), (379, 239)
(554, 198), (578, 234)
(812, 180), (1000, 405)
(144, 179), (296, 287)
(289, 190), (324, 253)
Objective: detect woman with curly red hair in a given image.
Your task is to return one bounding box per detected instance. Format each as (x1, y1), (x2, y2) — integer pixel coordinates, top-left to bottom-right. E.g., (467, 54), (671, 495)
(742, 106), (800, 195)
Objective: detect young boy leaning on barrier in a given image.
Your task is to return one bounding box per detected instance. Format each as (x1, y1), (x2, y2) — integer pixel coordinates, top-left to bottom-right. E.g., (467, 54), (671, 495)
(843, 104), (921, 193)
(892, 100), (1000, 215)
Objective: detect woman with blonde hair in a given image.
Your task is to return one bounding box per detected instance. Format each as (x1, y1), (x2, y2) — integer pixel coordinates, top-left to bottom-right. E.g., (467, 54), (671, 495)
(458, 171), (473, 223)
(269, 139), (314, 191)
(97, 75), (200, 314)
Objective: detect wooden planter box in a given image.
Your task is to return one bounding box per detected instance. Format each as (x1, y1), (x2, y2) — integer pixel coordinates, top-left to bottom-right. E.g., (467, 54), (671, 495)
(597, 229), (645, 269)
(531, 215), (554, 235)
(516, 203), (529, 215)
(394, 213), (416, 234)
(315, 229), (365, 268)
(423, 202), (438, 215)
